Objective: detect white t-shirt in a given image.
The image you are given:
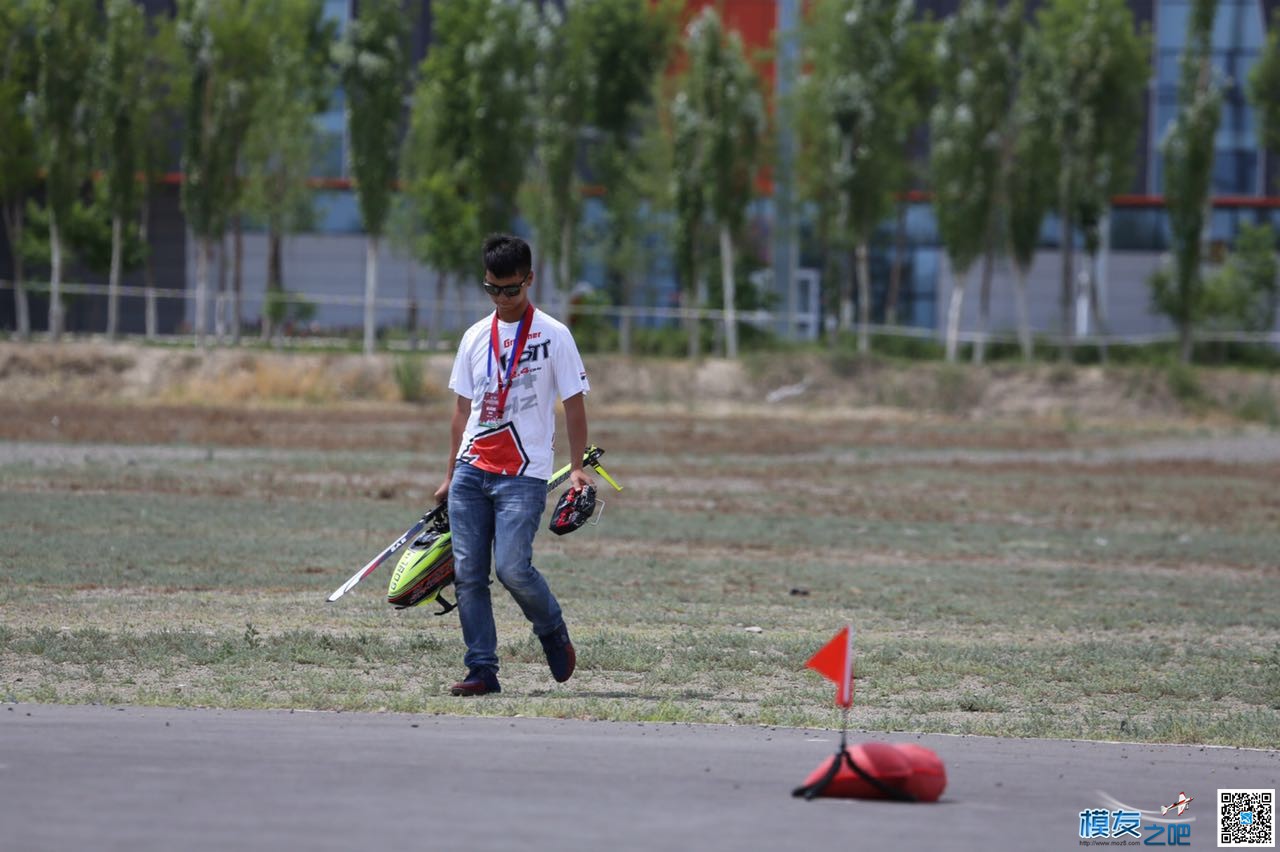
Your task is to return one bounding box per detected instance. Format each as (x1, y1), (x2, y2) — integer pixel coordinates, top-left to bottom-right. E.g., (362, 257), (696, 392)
(448, 307), (590, 480)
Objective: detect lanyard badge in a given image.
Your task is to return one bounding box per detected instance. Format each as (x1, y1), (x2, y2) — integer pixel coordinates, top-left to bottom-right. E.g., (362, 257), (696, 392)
(480, 303), (534, 427)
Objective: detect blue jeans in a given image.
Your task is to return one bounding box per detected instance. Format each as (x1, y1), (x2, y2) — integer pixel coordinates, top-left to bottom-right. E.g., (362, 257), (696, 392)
(448, 462), (562, 673)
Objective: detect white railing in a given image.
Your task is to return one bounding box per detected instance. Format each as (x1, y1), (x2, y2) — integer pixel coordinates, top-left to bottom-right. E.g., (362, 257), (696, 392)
(1, 278), (1278, 350)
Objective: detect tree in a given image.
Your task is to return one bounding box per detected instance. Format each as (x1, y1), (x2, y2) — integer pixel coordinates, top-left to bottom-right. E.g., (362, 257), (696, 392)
(179, 0), (271, 347)
(1155, 0), (1221, 362)
(883, 18), (938, 329)
(672, 8), (767, 359)
(1032, 0), (1148, 360)
(929, 0), (1022, 362)
(1202, 223), (1279, 334)
(1246, 10), (1280, 337)
(1248, 10), (1280, 191)
(403, 0), (536, 348)
(799, 0), (920, 354)
(30, 0), (100, 341)
(244, 0), (334, 344)
(579, 0), (678, 355)
(335, 0), (408, 356)
(1005, 47), (1056, 361)
(134, 15), (185, 340)
(522, 1), (588, 322)
(0, 0), (40, 340)
(96, 0), (148, 341)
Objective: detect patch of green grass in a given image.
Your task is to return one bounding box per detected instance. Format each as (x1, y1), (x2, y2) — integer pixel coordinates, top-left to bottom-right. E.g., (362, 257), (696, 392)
(2, 410), (1278, 747)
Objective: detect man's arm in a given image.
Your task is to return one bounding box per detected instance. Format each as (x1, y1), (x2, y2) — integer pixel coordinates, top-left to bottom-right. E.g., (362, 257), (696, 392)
(562, 392), (593, 489)
(434, 394), (472, 503)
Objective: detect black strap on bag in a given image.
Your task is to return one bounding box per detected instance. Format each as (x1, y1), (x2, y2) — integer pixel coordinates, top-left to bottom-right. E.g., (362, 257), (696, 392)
(791, 734), (917, 802)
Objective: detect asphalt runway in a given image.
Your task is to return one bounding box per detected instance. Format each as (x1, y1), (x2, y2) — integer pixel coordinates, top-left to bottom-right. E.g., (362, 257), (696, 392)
(2, 704), (1277, 852)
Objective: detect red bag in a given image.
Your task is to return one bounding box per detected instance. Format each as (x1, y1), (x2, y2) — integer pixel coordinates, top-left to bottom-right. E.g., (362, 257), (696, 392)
(794, 742), (946, 802)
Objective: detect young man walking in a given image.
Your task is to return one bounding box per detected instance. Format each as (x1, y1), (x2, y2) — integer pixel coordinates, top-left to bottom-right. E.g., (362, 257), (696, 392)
(434, 234), (593, 696)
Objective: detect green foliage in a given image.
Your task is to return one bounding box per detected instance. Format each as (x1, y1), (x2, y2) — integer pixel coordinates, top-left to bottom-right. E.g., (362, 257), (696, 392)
(178, 0), (273, 240)
(1231, 384), (1278, 427)
(929, 0), (1023, 277)
(97, 0), (148, 222)
(522, 2), (589, 294)
(31, 0), (99, 221)
(675, 9), (766, 231)
(133, 16), (186, 190)
(566, 289), (619, 354)
(20, 187), (147, 276)
(263, 289), (317, 328)
(671, 8), (767, 357)
(800, 0), (920, 246)
(403, 0), (537, 277)
(334, 0), (408, 239)
(1006, 31), (1057, 274)
(391, 356), (427, 403)
(1158, 0), (1222, 361)
(1249, 13), (1280, 191)
(0, 0), (40, 213)
(1165, 360), (1204, 404)
(1031, 0), (1149, 217)
(243, 0), (334, 249)
(1202, 223), (1280, 333)
(580, 0), (678, 315)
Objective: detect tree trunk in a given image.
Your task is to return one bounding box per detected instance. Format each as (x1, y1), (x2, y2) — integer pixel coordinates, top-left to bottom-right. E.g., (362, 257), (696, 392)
(559, 219), (574, 321)
(973, 245), (996, 365)
(232, 214), (243, 345)
(48, 207), (64, 342)
(839, 246), (855, 333)
(3, 203), (30, 340)
(195, 235), (211, 348)
(407, 260), (418, 352)
(1092, 210), (1111, 365)
(364, 235), (379, 356)
(107, 215), (123, 341)
(1086, 250), (1109, 365)
(856, 241), (871, 354)
(719, 223), (737, 359)
(945, 265), (969, 363)
(215, 236), (227, 342)
(1014, 264), (1032, 362)
(430, 271), (448, 352)
(687, 272), (704, 361)
(885, 199), (908, 326)
(141, 202), (156, 340)
(1058, 196), (1074, 362)
(262, 223), (283, 342)
(618, 266), (634, 357)
(1179, 321), (1193, 363)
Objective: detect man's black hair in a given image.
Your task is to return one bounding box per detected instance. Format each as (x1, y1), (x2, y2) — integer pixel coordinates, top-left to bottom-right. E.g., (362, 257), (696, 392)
(483, 234), (532, 278)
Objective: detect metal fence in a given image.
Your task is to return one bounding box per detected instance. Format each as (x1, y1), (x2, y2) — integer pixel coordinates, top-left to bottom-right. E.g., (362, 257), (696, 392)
(2, 278), (1278, 350)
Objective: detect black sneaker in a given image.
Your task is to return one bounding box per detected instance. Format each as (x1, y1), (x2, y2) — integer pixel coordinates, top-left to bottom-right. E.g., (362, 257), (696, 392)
(450, 668), (501, 696)
(538, 624), (576, 683)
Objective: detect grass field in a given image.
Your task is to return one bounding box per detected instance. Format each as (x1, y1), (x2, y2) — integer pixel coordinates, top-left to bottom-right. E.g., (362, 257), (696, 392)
(1, 396), (1277, 747)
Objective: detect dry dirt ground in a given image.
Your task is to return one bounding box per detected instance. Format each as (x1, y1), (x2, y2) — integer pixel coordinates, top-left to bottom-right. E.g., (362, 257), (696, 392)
(2, 339), (1276, 418)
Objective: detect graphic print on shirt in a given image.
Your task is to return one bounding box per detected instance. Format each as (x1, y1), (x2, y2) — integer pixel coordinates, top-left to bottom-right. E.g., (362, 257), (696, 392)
(449, 308), (590, 481)
(459, 422), (531, 477)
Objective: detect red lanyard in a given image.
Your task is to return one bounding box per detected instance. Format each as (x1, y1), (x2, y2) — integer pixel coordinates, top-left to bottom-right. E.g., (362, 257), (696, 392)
(486, 302), (535, 411)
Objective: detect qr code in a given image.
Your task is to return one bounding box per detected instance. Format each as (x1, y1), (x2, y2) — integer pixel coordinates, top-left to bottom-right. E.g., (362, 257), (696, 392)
(1218, 789), (1275, 848)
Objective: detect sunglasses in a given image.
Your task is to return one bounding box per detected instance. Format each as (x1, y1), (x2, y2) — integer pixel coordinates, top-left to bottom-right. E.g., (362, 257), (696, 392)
(481, 273), (529, 298)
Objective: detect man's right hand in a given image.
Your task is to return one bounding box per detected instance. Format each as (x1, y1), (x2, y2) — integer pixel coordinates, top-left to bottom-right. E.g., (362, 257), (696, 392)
(433, 477), (451, 504)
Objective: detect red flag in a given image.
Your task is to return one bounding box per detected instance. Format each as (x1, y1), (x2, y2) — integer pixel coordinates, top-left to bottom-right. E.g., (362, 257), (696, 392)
(805, 625), (854, 708)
